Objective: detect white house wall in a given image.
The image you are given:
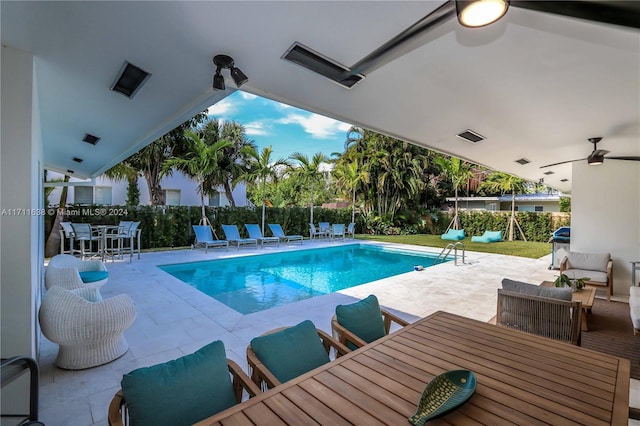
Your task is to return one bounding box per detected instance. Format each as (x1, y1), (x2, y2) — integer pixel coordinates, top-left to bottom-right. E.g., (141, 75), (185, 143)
(571, 160), (640, 297)
(1, 46), (43, 360)
(48, 172), (248, 207)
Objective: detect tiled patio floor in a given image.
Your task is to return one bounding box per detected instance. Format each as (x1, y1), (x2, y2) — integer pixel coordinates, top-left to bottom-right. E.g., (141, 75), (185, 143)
(37, 240), (639, 425)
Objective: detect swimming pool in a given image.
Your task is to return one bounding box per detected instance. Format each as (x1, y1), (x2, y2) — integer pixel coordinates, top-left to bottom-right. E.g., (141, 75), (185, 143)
(159, 244), (446, 314)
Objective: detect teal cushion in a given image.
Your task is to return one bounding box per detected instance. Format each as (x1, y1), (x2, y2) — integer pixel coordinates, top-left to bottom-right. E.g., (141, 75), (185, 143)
(78, 270), (108, 283)
(336, 295), (387, 350)
(485, 231), (503, 242)
(471, 235), (490, 243)
(121, 340), (236, 426)
(441, 229), (465, 241)
(250, 320), (330, 384)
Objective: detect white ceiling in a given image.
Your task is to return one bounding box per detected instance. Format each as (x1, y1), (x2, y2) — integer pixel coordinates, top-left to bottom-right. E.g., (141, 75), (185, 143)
(2, 1), (639, 193)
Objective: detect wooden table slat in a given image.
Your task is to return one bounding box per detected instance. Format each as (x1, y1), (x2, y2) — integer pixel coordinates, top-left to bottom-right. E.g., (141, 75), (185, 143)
(243, 402), (287, 426)
(263, 393), (320, 425)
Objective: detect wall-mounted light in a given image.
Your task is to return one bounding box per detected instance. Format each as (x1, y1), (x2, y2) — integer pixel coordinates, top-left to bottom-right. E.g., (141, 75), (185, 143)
(212, 55), (248, 90)
(457, 0), (510, 28)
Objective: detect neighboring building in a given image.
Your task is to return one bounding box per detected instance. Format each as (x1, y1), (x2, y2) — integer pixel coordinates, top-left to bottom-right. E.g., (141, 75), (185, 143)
(445, 193), (563, 212)
(47, 171), (248, 207)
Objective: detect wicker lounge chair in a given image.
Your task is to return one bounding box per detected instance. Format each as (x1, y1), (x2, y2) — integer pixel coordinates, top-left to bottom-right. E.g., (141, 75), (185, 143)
(267, 223), (303, 244)
(221, 224), (258, 250)
(192, 225), (229, 253)
(45, 254), (108, 290)
(39, 286), (136, 369)
(108, 340), (260, 426)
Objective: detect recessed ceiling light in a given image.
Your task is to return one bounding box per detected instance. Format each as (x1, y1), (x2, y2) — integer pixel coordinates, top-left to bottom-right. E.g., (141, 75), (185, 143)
(515, 158), (530, 165)
(82, 133), (100, 145)
(111, 61), (151, 98)
(456, 129), (485, 143)
(560, 178), (569, 182)
(72, 157), (83, 163)
(543, 171), (554, 175)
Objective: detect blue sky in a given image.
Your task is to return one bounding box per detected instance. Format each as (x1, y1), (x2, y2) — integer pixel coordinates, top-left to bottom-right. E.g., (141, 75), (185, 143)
(206, 91), (352, 160)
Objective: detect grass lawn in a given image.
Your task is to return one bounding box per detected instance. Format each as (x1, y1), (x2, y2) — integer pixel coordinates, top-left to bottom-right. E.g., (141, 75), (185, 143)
(356, 234), (551, 259)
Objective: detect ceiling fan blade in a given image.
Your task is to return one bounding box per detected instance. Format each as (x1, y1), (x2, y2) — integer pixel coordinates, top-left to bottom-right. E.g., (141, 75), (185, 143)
(606, 156), (640, 161)
(511, 1), (640, 29)
(341, 1), (455, 80)
(540, 158), (587, 169)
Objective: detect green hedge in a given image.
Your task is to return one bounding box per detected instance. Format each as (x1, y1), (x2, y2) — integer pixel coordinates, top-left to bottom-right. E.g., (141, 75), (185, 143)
(48, 205), (362, 249)
(46, 204), (569, 249)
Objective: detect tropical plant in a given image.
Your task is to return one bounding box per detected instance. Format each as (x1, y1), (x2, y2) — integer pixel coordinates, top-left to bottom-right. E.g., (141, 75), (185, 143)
(554, 273), (590, 291)
(105, 111), (207, 205)
(200, 119), (256, 206)
(162, 129), (232, 225)
(332, 160), (368, 224)
(288, 152), (330, 225)
(433, 156), (474, 230)
(242, 146), (290, 234)
(480, 171), (528, 241)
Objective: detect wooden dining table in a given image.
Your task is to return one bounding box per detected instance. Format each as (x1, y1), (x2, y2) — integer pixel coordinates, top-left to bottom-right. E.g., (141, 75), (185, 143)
(196, 311), (631, 425)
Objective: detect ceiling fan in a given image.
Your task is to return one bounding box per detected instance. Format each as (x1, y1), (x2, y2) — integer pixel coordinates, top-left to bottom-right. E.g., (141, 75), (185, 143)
(283, 0), (640, 88)
(540, 137), (640, 168)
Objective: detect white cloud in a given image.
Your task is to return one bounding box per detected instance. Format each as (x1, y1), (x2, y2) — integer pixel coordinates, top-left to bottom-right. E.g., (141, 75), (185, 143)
(238, 92), (258, 100)
(278, 112), (351, 139)
(207, 98), (235, 116)
(244, 120), (269, 136)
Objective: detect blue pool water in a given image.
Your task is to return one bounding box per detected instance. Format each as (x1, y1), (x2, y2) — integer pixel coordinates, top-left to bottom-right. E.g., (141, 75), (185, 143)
(159, 244), (446, 314)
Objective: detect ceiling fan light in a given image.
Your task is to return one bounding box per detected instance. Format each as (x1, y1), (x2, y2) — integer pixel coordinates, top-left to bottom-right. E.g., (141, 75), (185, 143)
(213, 69), (225, 90)
(457, 0), (509, 28)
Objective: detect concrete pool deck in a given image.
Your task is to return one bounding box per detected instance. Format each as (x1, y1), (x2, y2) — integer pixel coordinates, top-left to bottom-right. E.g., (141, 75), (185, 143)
(37, 240), (638, 425)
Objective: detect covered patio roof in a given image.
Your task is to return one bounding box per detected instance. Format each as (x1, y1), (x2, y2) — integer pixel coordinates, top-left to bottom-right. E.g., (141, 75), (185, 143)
(2, 1), (639, 193)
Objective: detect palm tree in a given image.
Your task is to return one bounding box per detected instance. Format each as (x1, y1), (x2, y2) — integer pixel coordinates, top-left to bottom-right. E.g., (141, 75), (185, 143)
(200, 119), (256, 206)
(288, 152), (329, 225)
(163, 129), (232, 226)
(332, 161), (368, 224)
(480, 171), (528, 241)
(433, 156), (474, 230)
(242, 146), (290, 234)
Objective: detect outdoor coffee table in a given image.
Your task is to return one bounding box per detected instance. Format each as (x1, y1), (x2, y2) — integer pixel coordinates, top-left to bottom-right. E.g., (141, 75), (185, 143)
(541, 281), (596, 331)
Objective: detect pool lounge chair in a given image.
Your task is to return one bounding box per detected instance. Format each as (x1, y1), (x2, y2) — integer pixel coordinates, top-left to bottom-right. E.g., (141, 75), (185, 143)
(441, 228), (465, 241)
(221, 225), (258, 250)
(471, 230), (502, 243)
(330, 223), (346, 241)
(192, 225), (229, 253)
(309, 223), (327, 240)
(345, 222), (355, 239)
(268, 224), (303, 244)
(245, 224), (280, 248)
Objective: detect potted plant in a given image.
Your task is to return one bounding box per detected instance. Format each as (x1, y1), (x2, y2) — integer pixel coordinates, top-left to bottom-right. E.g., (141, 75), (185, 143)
(554, 273), (590, 292)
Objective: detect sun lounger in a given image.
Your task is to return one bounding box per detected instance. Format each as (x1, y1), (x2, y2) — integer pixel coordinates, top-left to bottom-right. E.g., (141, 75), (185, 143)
(268, 224), (303, 244)
(245, 224), (280, 248)
(330, 224), (346, 241)
(441, 229), (465, 241)
(221, 225), (258, 250)
(192, 225), (229, 253)
(471, 230), (502, 243)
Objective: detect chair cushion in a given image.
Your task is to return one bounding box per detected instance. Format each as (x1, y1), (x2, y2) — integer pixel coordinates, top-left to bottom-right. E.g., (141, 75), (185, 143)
(566, 251), (610, 272)
(441, 229), (465, 241)
(121, 340), (236, 426)
(250, 320), (330, 384)
(502, 278), (572, 301)
(78, 270), (108, 283)
(336, 295), (387, 349)
(562, 269), (607, 284)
